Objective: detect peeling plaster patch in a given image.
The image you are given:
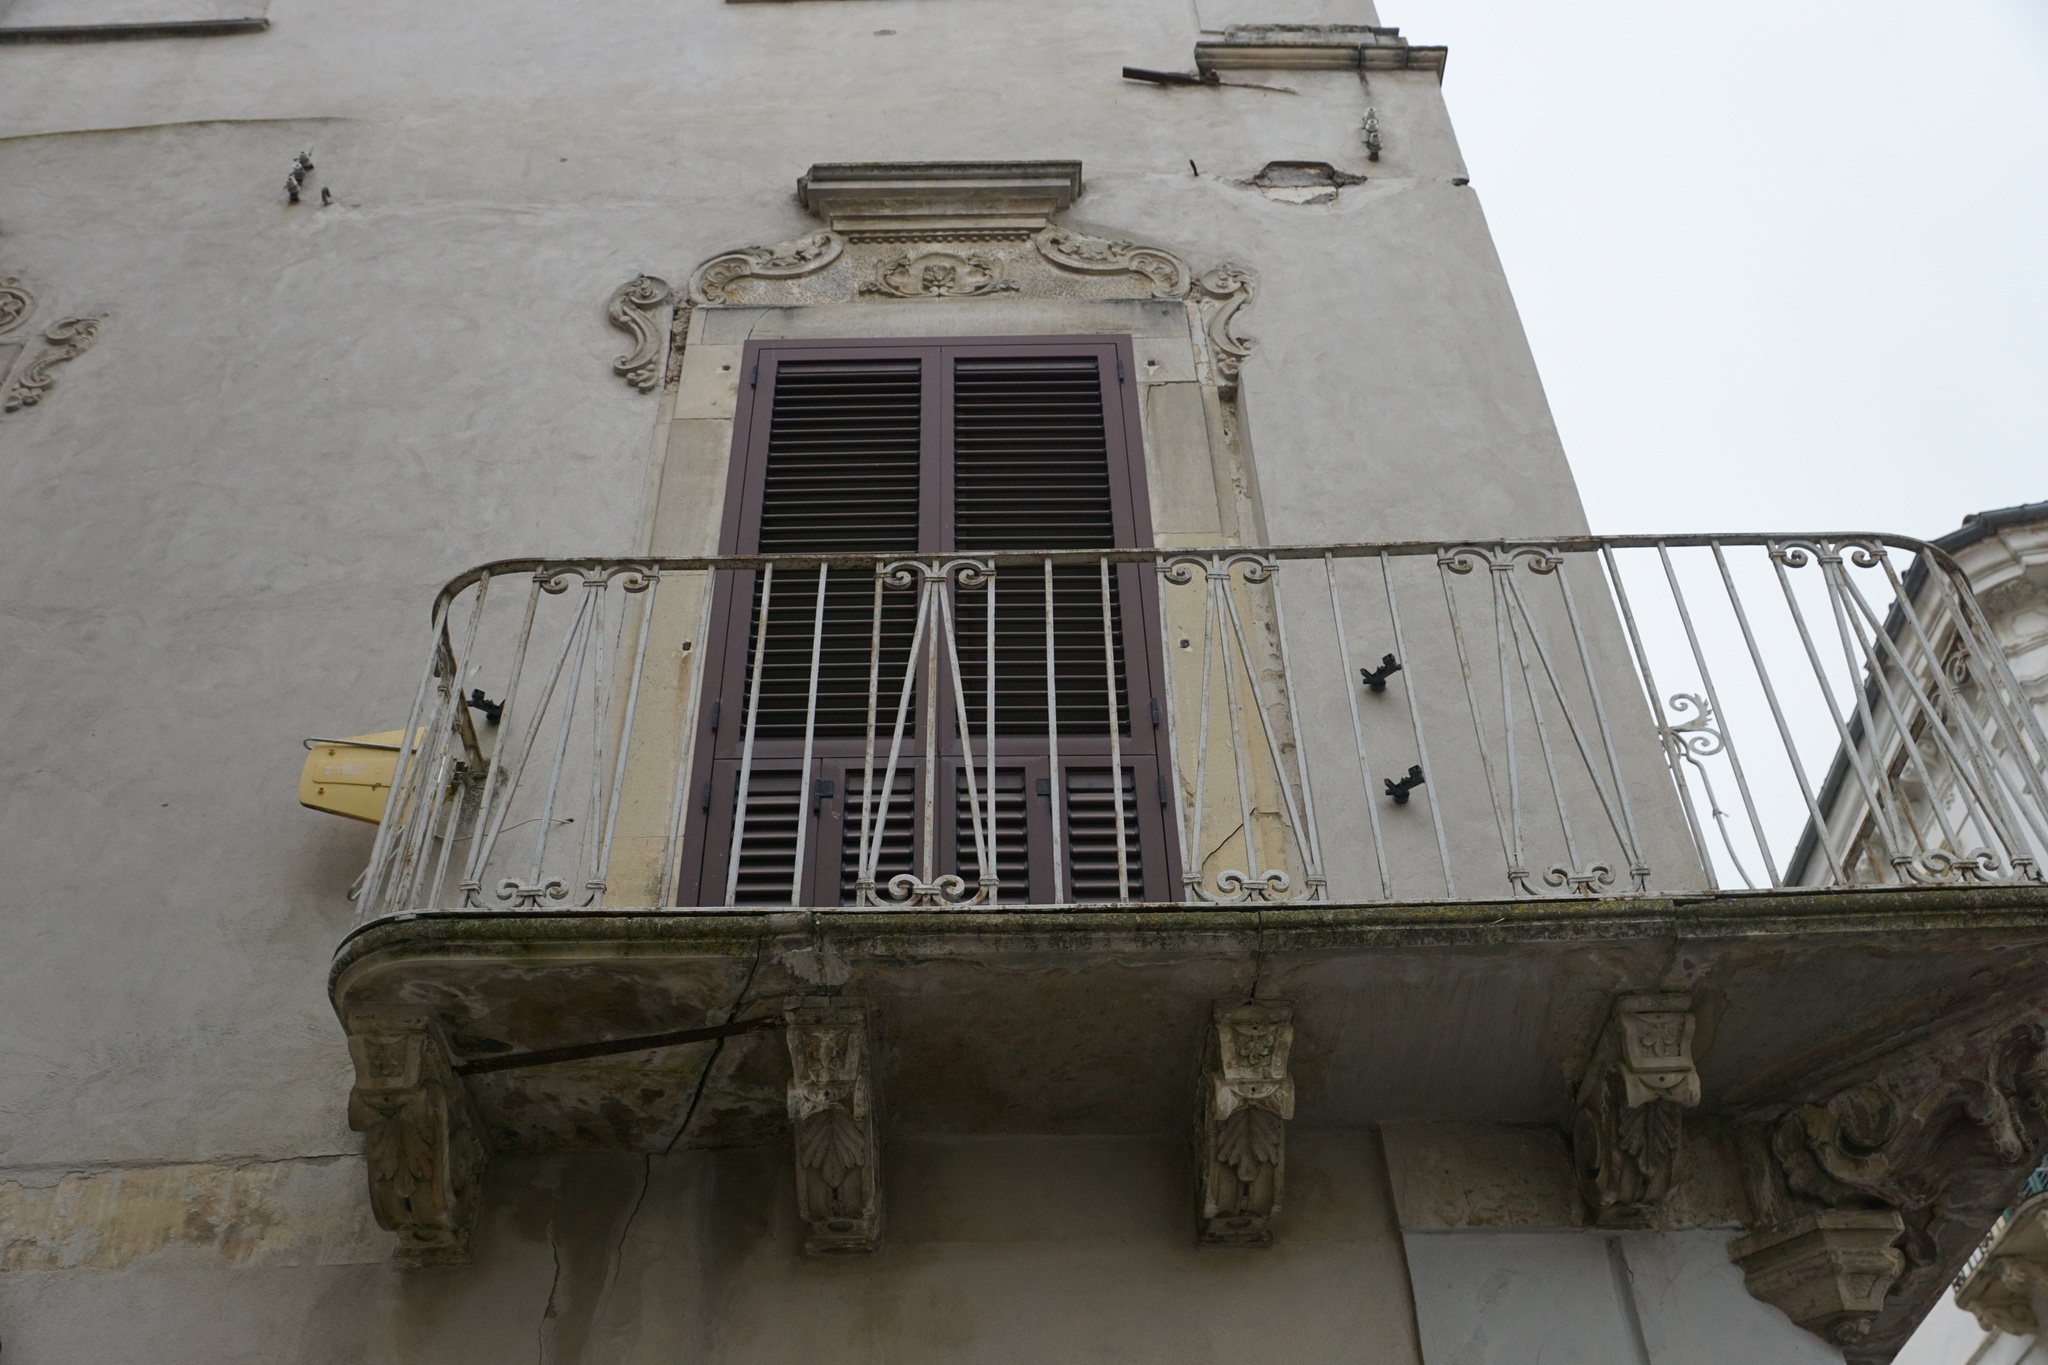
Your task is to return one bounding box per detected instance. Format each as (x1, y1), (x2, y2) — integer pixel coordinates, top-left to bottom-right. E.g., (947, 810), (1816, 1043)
(1246, 161), (1368, 205)
(0, 1156), (392, 1271)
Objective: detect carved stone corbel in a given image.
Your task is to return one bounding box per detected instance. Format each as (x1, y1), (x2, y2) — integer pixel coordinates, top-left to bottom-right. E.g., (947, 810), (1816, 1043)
(1573, 992), (1701, 1227)
(4, 315), (102, 413)
(1957, 1198), (2048, 1337)
(688, 230), (845, 305)
(1198, 999), (1295, 1245)
(785, 996), (881, 1254)
(1728, 1210), (1908, 1347)
(346, 1013), (490, 1266)
(1730, 1015), (2048, 1358)
(605, 274), (671, 392)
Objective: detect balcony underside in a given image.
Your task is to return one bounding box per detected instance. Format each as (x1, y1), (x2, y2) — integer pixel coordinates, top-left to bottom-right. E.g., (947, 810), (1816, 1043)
(331, 884), (2048, 1153)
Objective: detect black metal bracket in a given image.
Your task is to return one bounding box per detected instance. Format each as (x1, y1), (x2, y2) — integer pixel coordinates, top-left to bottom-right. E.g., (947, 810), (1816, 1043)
(1384, 764), (1425, 804)
(466, 689), (504, 725)
(453, 1013), (786, 1076)
(1360, 654), (1403, 692)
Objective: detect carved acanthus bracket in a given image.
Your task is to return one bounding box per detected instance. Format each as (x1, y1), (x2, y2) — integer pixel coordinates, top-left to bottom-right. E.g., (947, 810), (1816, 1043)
(785, 996), (881, 1254)
(1573, 992), (1701, 1228)
(346, 1013), (490, 1266)
(688, 230), (846, 305)
(1198, 999), (1295, 1246)
(1731, 1015), (2048, 1359)
(1194, 265), (1255, 401)
(605, 274), (671, 392)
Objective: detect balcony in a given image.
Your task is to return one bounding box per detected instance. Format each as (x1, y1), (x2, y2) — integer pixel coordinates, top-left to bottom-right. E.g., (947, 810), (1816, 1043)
(348, 533), (2048, 920)
(327, 533), (2048, 1357)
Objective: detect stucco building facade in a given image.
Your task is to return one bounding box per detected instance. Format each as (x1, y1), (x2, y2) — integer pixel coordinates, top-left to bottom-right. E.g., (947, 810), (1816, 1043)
(5, 1), (2048, 1362)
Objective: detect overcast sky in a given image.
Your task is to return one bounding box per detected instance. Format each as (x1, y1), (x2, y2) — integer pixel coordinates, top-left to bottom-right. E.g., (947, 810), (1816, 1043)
(1401, 0), (2048, 541)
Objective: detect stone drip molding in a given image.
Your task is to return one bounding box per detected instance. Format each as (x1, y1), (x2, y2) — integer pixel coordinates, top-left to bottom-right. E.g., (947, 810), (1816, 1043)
(0, 275), (104, 414)
(603, 162), (1258, 401)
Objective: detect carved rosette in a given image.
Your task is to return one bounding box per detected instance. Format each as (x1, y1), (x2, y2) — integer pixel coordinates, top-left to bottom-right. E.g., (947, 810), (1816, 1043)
(4, 315), (103, 413)
(1198, 999), (1295, 1246)
(1573, 992), (1701, 1228)
(1732, 1015), (2048, 1358)
(860, 250), (1017, 299)
(346, 1013), (490, 1266)
(688, 230), (846, 305)
(785, 996), (881, 1254)
(605, 274), (671, 392)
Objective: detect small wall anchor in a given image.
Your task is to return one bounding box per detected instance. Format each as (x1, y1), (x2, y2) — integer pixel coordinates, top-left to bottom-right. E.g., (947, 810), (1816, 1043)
(1384, 765), (1425, 804)
(1362, 108), (1382, 162)
(466, 689), (503, 725)
(284, 151), (314, 204)
(1360, 653), (1403, 692)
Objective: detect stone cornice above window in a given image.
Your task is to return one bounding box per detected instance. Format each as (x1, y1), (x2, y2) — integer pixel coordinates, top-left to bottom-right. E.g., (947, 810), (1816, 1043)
(1194, 24), (1446, 79)
(796, 161), (1084, 240)
(0, 0), (267, 43)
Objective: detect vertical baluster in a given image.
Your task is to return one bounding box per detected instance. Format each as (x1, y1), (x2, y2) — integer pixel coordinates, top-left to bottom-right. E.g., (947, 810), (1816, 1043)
(856, 566), (887, 904)
(985, 563), (999, 901)
(1325, 554), (1390, 899)
(657, 577), (719, 907)
(1860, 552), (2048, 861)
(1708, 544), (1843, 884)
(1048, 559), (1070, 904)
(723, 562), (775, 906)
(1766, 550), (1908, 877)
(788, 565), (829, 907)
(864, 574), (933, 902)
(577, 576), (613, 903)
(1220, 562), (1318, 898)
(1214, 562), (1260, 896)
(1499, 580), (1583, 881)
(1100, 557), (1131, 902)
(592, 571), (658, 905)
(1384, 553), (1454, 897)
(1657, 544), (1782, 886)
(1265, 563), (1326, 898)
(920, 568), (943, 890)
(422, 575), (497, 910)
(358, 596), (456, 918)
(936, 569), (991, 902)
(528, 584), (600, 895)
(1186, 563), (1221, 898)
(1548, 558), (1650, 887)
(1437, 554), (1520, 893)
(461, 574), (546, 902)
(1600, 546), (1719, 891)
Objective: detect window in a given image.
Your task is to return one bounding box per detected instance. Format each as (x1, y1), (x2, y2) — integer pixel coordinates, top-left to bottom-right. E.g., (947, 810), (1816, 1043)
(675, 336), (1178, 906)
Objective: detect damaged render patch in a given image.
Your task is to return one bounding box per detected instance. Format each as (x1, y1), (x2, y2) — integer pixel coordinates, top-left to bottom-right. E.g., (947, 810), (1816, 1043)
(1246, 161), (1369, 204)
(0, 1155), (392, 1271)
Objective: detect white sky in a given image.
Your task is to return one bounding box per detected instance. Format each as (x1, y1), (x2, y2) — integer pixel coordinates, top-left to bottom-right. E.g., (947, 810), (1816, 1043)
(1400, 0), (2048, 542)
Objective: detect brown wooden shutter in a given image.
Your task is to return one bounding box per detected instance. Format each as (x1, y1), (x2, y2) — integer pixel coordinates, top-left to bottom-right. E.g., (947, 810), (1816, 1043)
(678, 337), (1175, 906)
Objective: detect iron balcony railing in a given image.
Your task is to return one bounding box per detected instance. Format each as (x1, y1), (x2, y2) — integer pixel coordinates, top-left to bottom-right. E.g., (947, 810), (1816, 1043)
(349, 534), (2048, 922)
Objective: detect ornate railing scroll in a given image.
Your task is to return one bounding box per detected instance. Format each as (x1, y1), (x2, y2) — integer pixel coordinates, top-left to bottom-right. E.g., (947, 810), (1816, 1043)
(349, 533), (2048, 922)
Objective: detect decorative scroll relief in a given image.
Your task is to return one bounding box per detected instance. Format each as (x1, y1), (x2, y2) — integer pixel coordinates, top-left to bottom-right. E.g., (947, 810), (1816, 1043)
(688, 230), (846, 305)
(1031, 225), (1191, 298)
(1194, 265), (1255, 401)
(606, 274), (671, 392)
(1199, 1000), (1295, 1246)
(346, 1013), (490, 1266)
(786, 997), (881, 1254)
(1731, 1012), (2048, 1357)
(4, 314), (102, 414)
(860, 249), (1017, 299)
(1573, 992), (1700, 1228)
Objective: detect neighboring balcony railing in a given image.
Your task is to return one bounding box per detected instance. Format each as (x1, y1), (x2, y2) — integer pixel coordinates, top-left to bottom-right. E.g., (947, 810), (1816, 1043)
(350, 535), (2048, 922)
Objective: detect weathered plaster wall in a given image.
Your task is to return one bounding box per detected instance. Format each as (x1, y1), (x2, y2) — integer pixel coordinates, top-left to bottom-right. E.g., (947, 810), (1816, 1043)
(0, 0), (1600, 1350)
(0, 1137), (1424, 1363)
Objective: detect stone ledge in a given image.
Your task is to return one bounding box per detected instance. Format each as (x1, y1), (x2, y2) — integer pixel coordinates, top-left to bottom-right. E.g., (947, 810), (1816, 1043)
(0, 16), (266, 41)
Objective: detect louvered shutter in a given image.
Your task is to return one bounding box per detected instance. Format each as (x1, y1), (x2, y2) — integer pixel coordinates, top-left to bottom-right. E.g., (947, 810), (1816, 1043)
(678, 338), (1175, 906)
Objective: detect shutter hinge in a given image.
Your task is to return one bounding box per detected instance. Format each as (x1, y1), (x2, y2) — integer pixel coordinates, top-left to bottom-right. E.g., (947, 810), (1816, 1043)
(1158, 775), (1170, 807)
(701, 777), (713, 812)
(1149, 697), (1161, 728)
(709, 699), (721, 730)
(749, 364), (758, 388)
(1116, 358), (1126, 383)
